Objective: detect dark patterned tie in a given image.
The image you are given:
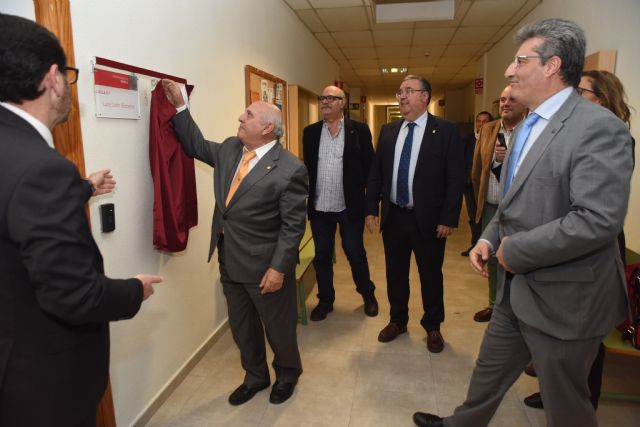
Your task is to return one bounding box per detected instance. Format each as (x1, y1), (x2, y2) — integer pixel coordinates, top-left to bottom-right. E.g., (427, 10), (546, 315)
(396, 122), (416, 208)
(504, 112), (540, 195)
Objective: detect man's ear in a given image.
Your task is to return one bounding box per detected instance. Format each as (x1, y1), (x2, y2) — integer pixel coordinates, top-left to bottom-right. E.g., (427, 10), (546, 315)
(262, 121), (275, 136)
(544, 56), (562, 78)
(42, 64), (63, 97)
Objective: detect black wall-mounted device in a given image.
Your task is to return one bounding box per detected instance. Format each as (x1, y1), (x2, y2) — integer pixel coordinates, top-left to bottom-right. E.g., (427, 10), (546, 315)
(100, 203), (115, 233)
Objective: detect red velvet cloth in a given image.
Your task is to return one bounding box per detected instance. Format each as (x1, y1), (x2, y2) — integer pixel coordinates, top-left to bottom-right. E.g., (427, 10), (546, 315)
(149, 84), (197, 252)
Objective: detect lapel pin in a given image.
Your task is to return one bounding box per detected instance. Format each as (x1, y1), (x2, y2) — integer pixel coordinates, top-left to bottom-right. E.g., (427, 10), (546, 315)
(432, 129), (436, 134)
(267, 166), (272, 170)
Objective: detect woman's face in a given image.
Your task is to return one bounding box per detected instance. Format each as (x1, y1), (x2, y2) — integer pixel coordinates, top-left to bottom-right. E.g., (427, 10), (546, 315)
(578, 76), (602, 105)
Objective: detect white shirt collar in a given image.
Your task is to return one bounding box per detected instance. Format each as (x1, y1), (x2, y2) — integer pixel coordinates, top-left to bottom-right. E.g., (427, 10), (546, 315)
(403, 110), (428, 128)
(247, 139), (278, 159)
(0, 102), (54, 149)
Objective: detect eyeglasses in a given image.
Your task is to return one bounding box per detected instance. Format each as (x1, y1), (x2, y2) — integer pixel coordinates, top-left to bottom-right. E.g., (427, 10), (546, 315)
(318, 95), (343, 102)
(64, 66), (79, 85)
(395, 88), (427, 98)
(513, 55), (541, 67)
(577, 87), (597, 96)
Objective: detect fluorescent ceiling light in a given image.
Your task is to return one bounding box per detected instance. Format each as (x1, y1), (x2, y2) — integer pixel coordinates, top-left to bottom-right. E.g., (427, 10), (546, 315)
(374, 0), (455, 23)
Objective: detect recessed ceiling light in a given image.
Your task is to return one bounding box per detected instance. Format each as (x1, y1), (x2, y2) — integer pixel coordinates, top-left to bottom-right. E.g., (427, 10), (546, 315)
(381, 67), (408, 74)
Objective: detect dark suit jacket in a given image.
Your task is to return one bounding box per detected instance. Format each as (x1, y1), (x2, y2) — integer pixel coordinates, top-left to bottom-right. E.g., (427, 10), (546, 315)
(365, 114), (465, 239)
(461, 132), (476, 185)
(172, 110), (308, 283)
(0, 106), (143, 425)
(303, 118), (374, 221)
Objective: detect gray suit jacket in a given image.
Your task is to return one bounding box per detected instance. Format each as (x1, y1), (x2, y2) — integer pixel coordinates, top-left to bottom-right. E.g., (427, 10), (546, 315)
(172, 110), (308, 283)
(483, 91), (633, 340)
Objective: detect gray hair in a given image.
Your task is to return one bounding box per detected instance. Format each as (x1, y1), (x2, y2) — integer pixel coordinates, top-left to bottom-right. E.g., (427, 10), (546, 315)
(261, 106), (284, 139)
(402, 74), (432, 103)
(515, 18), (585, 87)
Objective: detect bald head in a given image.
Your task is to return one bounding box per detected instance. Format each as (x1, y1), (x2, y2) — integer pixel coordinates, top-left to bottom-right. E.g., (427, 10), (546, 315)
(319, 85), (345, 121)
(237, 101), (284, 149)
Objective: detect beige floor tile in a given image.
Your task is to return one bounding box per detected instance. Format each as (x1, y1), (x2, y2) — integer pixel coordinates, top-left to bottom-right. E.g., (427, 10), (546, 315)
(143, 206), (640, 427)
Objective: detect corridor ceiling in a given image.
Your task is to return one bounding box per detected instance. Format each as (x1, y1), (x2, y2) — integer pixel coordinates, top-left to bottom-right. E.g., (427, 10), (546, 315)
(283, 0), (542, 103)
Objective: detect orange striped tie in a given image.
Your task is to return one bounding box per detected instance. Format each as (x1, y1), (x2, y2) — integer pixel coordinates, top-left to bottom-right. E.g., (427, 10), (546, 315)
(226, 150), (257, 205)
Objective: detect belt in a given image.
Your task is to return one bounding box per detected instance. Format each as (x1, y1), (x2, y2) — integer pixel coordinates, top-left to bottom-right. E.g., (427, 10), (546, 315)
(391, 202), (414, 213)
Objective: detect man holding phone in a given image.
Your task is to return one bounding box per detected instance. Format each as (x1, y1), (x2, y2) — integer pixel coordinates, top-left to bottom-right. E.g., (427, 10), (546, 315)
(469, 85), (526, 322)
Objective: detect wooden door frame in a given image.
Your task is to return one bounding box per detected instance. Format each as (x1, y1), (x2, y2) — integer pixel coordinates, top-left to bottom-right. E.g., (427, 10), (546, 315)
(32, 1), (116, 426)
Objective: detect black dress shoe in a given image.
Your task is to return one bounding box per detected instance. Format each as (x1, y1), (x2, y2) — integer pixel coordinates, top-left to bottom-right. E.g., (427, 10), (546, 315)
(524, 392), (544, 409)
(460, 246), (473, 256)
(310, 303), (333, 321)
(269, 380), (295, 404)
(413, 412), (444, 427)
(363, 294), (379, 317)
(228, 382), (269, 406)
(524, 363), (537, 377)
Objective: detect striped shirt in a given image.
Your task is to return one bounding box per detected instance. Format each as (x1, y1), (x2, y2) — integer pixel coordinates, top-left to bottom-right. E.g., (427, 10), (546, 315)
(315, 119), (346, 212)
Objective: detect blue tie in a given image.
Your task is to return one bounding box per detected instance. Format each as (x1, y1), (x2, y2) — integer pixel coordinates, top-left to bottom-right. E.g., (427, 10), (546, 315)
(504, 112), (540, 195)
(396, 122), (416, 208)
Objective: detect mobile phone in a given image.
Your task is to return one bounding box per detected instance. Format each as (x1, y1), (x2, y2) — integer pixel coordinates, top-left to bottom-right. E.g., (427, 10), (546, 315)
(496, 133), (506, 147)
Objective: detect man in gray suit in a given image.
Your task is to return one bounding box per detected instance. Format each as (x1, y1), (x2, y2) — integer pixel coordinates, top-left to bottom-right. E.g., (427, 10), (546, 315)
(413, 19), (633, 427)
(162, 80), (308, 406)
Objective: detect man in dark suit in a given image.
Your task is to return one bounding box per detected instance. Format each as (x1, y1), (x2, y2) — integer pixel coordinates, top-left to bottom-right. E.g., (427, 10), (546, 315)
(414, 19), (633, 427)
(460, 111), (492, 257)
(365, 75), (464, 353)
(0, 14), (161, 426)
(162, 80), (308, 405)
(302, 85), (377, 321)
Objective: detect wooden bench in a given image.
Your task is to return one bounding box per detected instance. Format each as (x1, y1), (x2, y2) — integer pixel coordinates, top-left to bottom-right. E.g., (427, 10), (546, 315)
(295, 222), (316, 325)
(601, 328), (640, 402)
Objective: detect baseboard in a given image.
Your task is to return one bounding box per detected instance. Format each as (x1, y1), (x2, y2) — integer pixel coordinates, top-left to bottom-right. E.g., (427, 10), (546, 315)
(131, 320), (229, 427)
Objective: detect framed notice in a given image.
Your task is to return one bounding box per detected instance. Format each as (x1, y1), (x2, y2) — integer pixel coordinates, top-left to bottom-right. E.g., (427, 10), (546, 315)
(245, 65), (288, 149)
(93, 69), (140, 119)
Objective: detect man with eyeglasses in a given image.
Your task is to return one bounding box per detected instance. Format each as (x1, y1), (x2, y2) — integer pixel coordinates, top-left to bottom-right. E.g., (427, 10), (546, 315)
(0, 14), (162, 426)
(413, 18), (632, 427)
(469, 86), (526, 323)
(365, 75), (464, 353)
(302, 85), (378, 321)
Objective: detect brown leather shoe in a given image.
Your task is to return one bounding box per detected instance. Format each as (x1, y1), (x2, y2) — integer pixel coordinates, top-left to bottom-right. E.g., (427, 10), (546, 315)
(473, 307), (493, 322)
(427, 330), (444, 353)
(378, 323), (407, 342)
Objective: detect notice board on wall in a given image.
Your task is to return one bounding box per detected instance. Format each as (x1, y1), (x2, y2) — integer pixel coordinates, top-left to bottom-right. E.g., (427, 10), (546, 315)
(245, 65), (288, 149)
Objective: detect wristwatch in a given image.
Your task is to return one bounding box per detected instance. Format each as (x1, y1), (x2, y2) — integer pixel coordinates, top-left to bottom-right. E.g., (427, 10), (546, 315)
(86, 179), (96, 195)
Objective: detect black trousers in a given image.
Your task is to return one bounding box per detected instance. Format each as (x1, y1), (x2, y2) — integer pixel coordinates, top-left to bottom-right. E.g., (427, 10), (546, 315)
(382, 204), (446, 331)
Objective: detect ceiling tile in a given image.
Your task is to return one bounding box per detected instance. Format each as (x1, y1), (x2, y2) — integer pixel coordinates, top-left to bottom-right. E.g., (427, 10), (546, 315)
(350, 59), (380, 68)
(372, 29), (413, 46)
(443, 43), (485, 56)
(327, 47), (347, 60)
(314, 32), (338, 49)
(341, 46), (378, 59)
(436, 56), (470, 66)
(316, 7), (370, 32)
(378, 59), (409, 68)
(462, 0), (526, 26)
(332, 30), (374, 47)
(309, 0), (363, 8)
(410, 44), (446, 59)
(450, 26), (501, 44)
(508, 0), (543, 25)
(413, 27), (456, 44)
(355, 68), (383, 77)
(296, 10), (327, 32)
(408, 66), (435, 75)
(434, 65), (464, 73)
(376, 45), (411, 58)
(408, 56), (439, 67)
(284, 0), (311, 10)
